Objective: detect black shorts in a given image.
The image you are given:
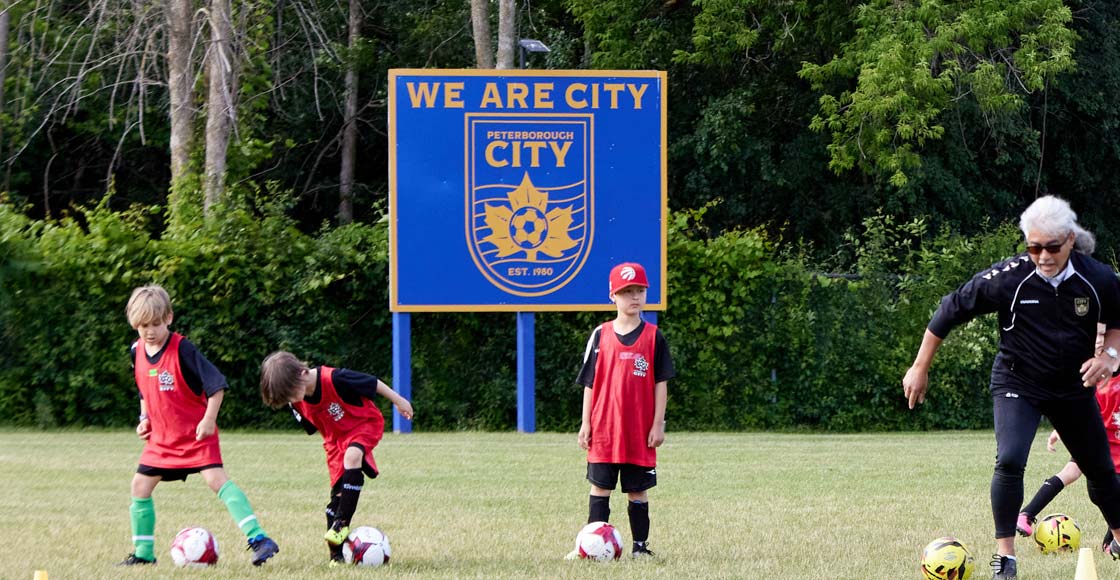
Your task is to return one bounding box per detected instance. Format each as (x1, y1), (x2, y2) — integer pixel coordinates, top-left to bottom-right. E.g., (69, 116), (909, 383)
(136, 463), (222, 482)
(587, 463), (657, 493)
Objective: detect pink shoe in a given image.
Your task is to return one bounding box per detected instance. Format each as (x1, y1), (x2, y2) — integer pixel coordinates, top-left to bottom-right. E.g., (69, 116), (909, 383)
(1016, 512), (1033, 537)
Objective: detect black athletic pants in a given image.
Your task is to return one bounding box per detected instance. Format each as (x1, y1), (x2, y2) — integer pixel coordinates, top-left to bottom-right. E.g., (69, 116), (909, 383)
(992, 391), (1120, 538)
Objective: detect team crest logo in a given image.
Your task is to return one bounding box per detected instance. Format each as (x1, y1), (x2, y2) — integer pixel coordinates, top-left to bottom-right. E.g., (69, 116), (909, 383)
(158, 370), (175, 391)
(1075, 297), (1090, 317)
(633, 354), (649, 378)
(466, 116), (593, 296)
(328, 402), (344, 422)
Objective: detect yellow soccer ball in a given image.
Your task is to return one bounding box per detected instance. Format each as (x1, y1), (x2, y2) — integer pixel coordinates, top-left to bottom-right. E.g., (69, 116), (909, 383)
(1034, 513), (1081, 554)
(920, 536), (975, 580)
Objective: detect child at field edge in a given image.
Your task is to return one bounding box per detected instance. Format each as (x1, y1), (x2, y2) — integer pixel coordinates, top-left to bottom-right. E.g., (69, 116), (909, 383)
(1017, 324), (1120, 551)
(118, 285), (279, 566)
(259, 351), (414, 564)
(568, 262), (676, 559)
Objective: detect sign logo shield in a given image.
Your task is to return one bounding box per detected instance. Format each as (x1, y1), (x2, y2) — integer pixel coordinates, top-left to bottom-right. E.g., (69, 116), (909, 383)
(466, 115), (593, 296)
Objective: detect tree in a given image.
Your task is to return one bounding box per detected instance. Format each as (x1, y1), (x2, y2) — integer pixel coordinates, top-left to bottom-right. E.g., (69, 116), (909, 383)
(203, 0), (237, 212)
(496, 0), (516, 69)
(166, 0), (194, 194)
(338, 0), (360, 224)
(469, 0), (516, 70)
(470, 0), (494, 69)
(799, 0), (1078, 187)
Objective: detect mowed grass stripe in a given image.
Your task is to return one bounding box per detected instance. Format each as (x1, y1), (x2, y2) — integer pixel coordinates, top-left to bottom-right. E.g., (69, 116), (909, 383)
(0, 430), (1107, 579)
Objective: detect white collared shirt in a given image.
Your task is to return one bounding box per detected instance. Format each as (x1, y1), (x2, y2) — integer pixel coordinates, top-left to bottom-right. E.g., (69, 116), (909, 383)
(1037, 259), (1076, 288)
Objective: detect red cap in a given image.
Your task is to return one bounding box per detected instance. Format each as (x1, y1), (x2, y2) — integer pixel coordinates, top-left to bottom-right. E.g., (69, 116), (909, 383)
(609, 262), (649, 295)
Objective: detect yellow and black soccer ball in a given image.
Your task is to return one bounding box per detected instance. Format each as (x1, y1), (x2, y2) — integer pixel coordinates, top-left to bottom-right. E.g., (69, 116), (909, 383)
(1034, 513), (1081, 554)
(920, 536), (975, 580)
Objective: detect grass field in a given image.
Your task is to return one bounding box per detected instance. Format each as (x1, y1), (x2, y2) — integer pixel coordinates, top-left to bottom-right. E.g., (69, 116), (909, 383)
(0, 429), (1113, 579)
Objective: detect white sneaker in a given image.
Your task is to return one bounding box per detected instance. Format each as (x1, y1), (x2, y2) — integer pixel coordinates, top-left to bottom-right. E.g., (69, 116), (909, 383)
(564, 549), (580, 560)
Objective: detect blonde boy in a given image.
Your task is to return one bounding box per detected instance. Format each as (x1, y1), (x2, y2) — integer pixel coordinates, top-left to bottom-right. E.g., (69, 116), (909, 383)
(118, 285), (279, 566)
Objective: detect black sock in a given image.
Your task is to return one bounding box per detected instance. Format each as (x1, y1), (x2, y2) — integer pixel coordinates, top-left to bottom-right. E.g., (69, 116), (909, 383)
(628, 500), (650, 544)
(334, 468), (364, 529)
(325, 493), (341, 530)
(1022, 475), (1065, 518)
(589, 495), (610, 523)
(324, 492), (344, 560)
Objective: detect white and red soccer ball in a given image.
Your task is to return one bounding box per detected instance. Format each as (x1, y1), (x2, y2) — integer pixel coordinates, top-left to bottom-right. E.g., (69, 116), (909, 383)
(574, 521), (623, 561)
(343, 526), (392, 567)
(169, 526), (219, 567)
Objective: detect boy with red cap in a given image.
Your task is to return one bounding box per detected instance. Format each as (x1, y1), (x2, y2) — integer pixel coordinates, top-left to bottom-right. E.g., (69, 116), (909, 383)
(568, 262), (675, 559)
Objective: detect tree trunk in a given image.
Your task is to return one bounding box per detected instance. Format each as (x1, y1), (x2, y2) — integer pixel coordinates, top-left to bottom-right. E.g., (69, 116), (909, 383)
(470, 0), (493, 69)
(0, 4), (9, 193)
(495, 0), (515, 69)
(167, 0), (194, 191)
(338, 0), (360, 224)
(203, 0), (235, 213)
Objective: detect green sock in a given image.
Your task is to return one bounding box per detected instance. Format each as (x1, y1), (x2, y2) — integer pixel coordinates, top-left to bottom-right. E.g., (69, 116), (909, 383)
(129, 496), (156, 561)
(218, 480), (266, 539)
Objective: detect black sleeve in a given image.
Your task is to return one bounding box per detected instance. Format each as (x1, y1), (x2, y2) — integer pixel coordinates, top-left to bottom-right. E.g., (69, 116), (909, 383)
(577, 327), (601, 387)
(332, 368), (380, 407)
(927, 262), (1008, 339)
(653, 329), (676, 383)
(1097, 266), (1120, 330)
(177, 338), (228, 398)
(129, 341), (143, 400)
(289, 404), (318, 435)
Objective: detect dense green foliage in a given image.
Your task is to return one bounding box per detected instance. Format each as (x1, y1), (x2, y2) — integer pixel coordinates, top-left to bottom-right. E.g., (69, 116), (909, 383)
(3, 1), (1120, 431)
(4, 1), (1120, 249)
(0, 198), (1026, 431)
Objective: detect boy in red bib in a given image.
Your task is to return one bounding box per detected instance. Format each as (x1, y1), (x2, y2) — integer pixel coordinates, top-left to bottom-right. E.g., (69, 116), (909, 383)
(259, 351), (414, 564)
(569, 262), (675, 559)
(118, 285), (279, 566)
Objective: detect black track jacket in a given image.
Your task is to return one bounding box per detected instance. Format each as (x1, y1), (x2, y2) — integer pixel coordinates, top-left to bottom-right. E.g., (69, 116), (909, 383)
(928, 252), (1120, 400)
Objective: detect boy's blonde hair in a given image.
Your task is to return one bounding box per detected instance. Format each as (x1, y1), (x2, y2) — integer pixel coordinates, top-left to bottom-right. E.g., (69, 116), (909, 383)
(260, 351), (310, 409)
(126, 285), (173, 328)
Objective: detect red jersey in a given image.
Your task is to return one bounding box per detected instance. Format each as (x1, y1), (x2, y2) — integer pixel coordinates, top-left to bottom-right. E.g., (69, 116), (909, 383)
(293, 367), (385, 486)
(1097, 376), (1120, 471)
(587, 321), (659, 467)
(134, 333), (222, 468)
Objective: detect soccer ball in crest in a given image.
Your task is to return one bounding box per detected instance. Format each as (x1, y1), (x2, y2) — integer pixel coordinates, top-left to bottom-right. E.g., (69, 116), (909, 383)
(509, 207), (548, 249)
(920, 536), (974, 580)
(1034, 513), (1081, 554)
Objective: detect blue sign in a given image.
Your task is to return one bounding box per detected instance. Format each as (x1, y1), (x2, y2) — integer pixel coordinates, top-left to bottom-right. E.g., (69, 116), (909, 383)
(389, 69), (666, 312)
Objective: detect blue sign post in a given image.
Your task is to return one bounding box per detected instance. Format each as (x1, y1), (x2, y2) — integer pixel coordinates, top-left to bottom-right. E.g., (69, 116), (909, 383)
(388, 69), (667, 431)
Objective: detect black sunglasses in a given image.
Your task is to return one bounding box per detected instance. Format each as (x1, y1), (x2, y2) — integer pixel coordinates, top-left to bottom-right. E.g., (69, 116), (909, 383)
(1025, 241), (1066, 255)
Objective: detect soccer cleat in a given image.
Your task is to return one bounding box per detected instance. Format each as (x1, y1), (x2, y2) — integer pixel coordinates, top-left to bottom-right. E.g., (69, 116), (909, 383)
(247, 535), (279, 566)
(564, 549), (581, 560)
(324, 524), (350, 546)
(115, 553), (156, 566)
(631, 543), (656, 559)
(329, 543), (345, 564)
(1108, 538), (1120, 560)
(1015, 512), (1034, 537)
(990, 554), (1017, 579)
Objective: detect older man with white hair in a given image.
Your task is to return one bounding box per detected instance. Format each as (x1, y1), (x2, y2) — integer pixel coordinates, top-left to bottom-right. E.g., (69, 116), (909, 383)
(903, 195), (1120, 579)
